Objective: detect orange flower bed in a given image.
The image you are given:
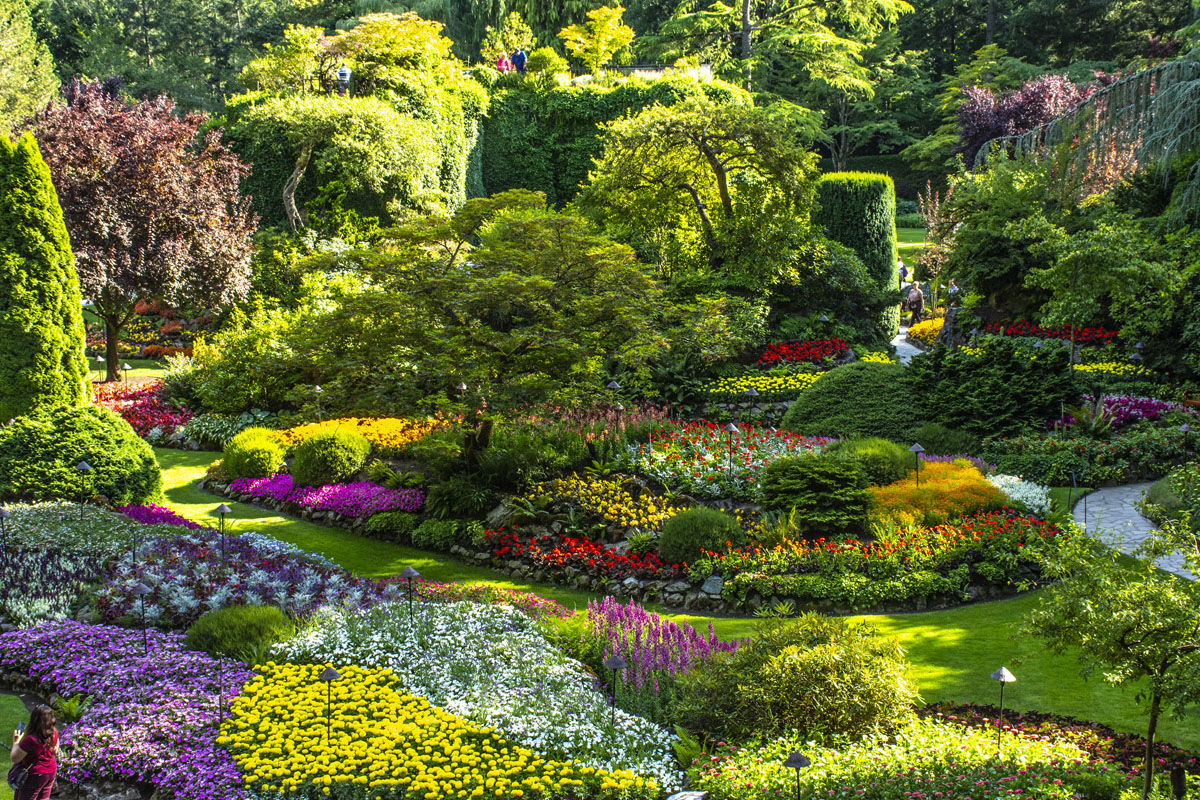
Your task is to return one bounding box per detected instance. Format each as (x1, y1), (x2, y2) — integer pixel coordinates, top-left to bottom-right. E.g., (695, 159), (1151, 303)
(868, 460), (1006, 528)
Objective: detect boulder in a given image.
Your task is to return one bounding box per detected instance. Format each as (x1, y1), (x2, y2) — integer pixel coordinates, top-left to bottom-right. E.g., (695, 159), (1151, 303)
(700, 574), (724, 596)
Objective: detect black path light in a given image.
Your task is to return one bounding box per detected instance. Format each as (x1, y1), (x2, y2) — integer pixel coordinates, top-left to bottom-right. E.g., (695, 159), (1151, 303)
(744, 387), (759, 419)
(990, 666), (1016, 755)
(319, 666), (341, 743)
(969, 327), (979, 346)
(456, 382), (468, 400)
(401, 566), (421, 623)
(131, 582), (152, 656)
(602, 654), (627, 728)
(782, 752), (811, 800)
(336, 65), (352, 94)
(213, 504), (232, 565)
(0, 505), (9, 549)
(1181, 423), (1194, 453)
(1032, 340), (1043, 350)
(313, 385), (324, 422)
(94, 355), (104, 382)
(76, 461), (94, 520)
(724, 423), (739, 476)
(909, 443), (924, 487)
(122, 362), (132, 383)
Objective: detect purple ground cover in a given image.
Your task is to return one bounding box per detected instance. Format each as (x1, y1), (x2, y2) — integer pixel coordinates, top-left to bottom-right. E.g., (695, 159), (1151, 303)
(229, 473), (424, 515)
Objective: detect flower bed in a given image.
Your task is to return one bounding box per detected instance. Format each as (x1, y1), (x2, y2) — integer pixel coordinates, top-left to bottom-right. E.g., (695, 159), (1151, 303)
(487, 527), (681, 579)
(0, 621), (255, 800)
(692, 511), (1059, 611)
(229, 473), (424, 515)
(1074, 361), (1155, 377)
(699, 372), (823, 402)
(618, 421), (831, 500)
(690, 717), (1132, 800)
(92, 380), (195, 437)
(1059, 394), (1186, 428)
(523, 475), (686, 532)
(757, 339), (849, 365)
(982, 319), (1120, 344)
(223, 662), (659, 799)
(271, 416), (446, 453)
(868, 460), (1008, 528)
(908, 317), (944, 346)
(987, 473), (1051, 516)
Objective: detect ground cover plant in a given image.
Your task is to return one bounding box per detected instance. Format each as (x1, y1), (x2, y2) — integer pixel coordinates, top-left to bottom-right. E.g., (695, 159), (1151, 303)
(228, 473), (425, 516)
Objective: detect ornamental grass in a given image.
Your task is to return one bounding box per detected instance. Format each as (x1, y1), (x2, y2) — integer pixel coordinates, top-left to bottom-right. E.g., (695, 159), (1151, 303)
(222, 662), (659, 799)
(868, 460), (1007, 528)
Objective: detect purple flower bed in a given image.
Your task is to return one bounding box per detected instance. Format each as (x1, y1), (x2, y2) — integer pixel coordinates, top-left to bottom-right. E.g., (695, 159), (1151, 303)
(0, 621), (255, 800)
(588, 597), (742, 692)
(1058, 395), (1189, 429)
(118, 503), (206, 530)
(95, 527), (407, 628)
(921, 452), (997, 473)
(229, 473), (424, 516)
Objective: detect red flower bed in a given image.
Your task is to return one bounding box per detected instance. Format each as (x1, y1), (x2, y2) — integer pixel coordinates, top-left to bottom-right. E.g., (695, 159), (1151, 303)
(983, 320), (1119, 344)
(920, 702), (1200, 775)
(92, 380), (195, 437)
(485, 527), (682, 581)
(757, 339), (850, 365)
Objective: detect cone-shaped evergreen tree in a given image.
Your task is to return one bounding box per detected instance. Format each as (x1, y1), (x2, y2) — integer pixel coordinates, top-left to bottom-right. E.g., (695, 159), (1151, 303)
(0, 132), (89, 419)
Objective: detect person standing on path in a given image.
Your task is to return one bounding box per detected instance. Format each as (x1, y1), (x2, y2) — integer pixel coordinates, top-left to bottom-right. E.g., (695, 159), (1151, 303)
(9, 705), (58, 800)
(906, 283), (925, 327)
(512, 48), (527, 73)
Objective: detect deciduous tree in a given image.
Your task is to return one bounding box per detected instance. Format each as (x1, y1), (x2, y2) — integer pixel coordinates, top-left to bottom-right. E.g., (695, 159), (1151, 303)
(558, 5), (634, 74)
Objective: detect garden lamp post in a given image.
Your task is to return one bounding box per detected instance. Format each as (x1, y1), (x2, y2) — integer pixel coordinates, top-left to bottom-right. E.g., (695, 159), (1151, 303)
(0, 506), (9, 549)
(724, 423), (739, 477)
(319, 666), (341, 743)
(1181, 423), (1194, 453)
(1032, 340), (1042, 351)
(909, 443), (924, 486)
(122, 362), (131, 383)
(606, 380), (621, 411)
(213, 504), (231, 566)
(1130, 352), (1143, 363)
(969, 327), (979, 346)
(456, 382), (468, 400)
(990, 666), (1016, 755)
(336, 65), (351, 95)
(744, 387), (759, 419)
(76, 461), (93, 520)
(782, 752), (810, 800)
(602, 654), (626, 729)
(401, 566), (420, 624)
(131, 582), (152, 656)
(95, 355), (104, 382)
(313, 385), (324, 422)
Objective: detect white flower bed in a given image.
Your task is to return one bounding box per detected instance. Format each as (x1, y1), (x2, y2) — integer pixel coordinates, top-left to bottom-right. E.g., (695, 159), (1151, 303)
(273, 600), (682, 790)
(987, 474), (1051, 517)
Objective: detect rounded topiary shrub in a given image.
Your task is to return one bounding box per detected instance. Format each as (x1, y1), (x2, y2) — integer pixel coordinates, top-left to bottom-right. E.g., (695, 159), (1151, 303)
(781, 361), (915, 441)
(184, 604), (294, 662)
(826, 437), (910, 486)
(758, 454), (869, 537)
(0, 404), (161, 505)
(658, 506), (744, 567)
(222, 427), (284, 481)
(290, 428), (371, 488)
(677, 613), (919, 743)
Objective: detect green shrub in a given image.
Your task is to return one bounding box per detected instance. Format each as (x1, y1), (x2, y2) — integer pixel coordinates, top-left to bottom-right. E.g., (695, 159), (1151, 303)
(424, 474), (499, 520)
(677, 614), (918, 742)
(781, 362), (916, 441)
(758, 455), (870, 537)
(290, 428), (371, 488)
(183, 605), (294, 663)
(363, 510), (420, 542)
(912, 421), (981, 456)
(411, 518), (465, 550)
(825, 437), (909, 486)
(908, 339), (1077, 437)
(222, 427), (284, 480)
(0, 133), (90, 420)
(658, 507), (745, 567)
(0, 405), (161, 505)
(183, 410), (283, 449)
(895, 211), (925, 228)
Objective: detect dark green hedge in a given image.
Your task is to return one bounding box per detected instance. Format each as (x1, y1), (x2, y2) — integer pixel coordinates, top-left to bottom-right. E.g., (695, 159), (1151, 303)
(482, 75), (747, 205)
(0, 405), (162, 505)
(0, 133), (90, 420)
(781, 362), (915, 441)
(812, 172), (898, 291)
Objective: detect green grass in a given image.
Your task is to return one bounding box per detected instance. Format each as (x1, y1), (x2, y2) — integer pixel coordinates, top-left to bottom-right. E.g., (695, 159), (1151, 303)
(153, 448), (1200, 750)
(898, 227), (927, 262)
(1050, 486), (1093, 516)
(0, 693), (27, 800)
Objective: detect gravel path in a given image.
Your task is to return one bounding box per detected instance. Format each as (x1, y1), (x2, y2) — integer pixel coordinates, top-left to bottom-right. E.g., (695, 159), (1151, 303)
(1072, 482), (1195, 579)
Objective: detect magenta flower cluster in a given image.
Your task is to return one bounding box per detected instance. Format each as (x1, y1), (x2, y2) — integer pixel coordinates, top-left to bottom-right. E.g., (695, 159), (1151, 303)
(1058, 395), (1187, 429)
(587, 597), (742, 692)
(117, 503), (206, 530)
(0, 621), (255, 800)
(229, 473), (424, 516)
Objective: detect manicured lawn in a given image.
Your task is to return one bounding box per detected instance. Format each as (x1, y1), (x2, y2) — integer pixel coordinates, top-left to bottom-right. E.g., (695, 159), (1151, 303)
(0, 693), (27, 800)
(154, 448), (1200, 750)
(88, 357), (165, 384)
(1049, 485), (1092, 516)
(898, 226), (926, 262)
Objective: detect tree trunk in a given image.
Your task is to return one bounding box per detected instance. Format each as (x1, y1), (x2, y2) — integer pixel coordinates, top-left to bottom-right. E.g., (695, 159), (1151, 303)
(284, 143), (314, 232)
(740, 0), (753, 89)
(986, 0), (996, 45)
(104, 314), (122, 383)
(1143, 690), (1161, 800)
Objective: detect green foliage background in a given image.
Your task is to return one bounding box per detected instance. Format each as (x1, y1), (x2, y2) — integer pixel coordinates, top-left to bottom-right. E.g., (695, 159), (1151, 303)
(0, 133), (89, 421)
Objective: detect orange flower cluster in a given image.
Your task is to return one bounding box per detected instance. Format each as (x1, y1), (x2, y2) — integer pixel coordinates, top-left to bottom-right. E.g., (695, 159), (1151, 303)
(868, 460), (1007, 528)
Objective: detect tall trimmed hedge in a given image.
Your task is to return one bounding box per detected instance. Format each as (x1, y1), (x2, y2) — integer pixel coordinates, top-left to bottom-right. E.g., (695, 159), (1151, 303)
(813, 172), (897, 286)
(482, 75), (747, 205)
(0, 133), (89, 420)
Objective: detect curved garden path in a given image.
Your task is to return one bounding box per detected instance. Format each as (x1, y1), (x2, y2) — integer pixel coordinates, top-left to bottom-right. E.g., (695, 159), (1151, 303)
(892, 325), (923, 365)
(1071, 482), (1195, 580)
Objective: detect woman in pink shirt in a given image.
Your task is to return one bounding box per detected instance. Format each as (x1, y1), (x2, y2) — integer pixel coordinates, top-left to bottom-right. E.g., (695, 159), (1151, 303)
(9, 705), (58, 800)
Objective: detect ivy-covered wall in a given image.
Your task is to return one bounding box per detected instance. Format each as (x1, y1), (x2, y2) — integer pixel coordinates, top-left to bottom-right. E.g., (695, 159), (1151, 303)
(482, 75), (747, 205)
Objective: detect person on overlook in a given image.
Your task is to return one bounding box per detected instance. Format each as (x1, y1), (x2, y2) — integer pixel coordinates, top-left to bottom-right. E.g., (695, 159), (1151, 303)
(898, 260), (908, 285)
(946, 278), (961, 307)
(906, 283), (925, 327)
(497, 53), (512, 73)
(9, 705), (59, 800)
(512, 48), (527, 73)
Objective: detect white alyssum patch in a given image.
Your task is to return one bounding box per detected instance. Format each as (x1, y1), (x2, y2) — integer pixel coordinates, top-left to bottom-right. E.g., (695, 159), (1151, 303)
(274, 600), (682, 791)
(987, 474), (1051, 517)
